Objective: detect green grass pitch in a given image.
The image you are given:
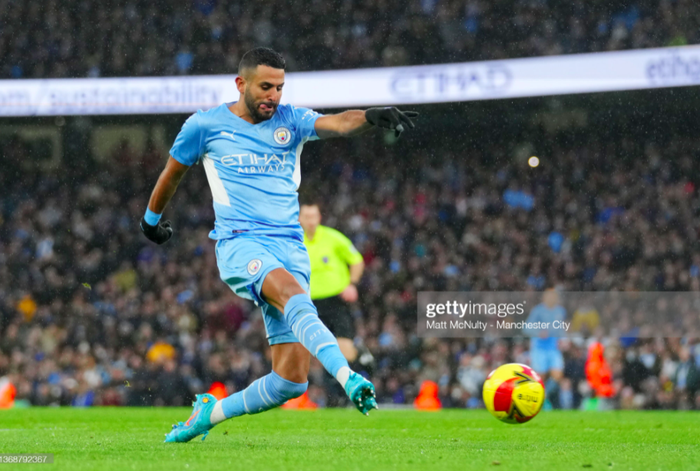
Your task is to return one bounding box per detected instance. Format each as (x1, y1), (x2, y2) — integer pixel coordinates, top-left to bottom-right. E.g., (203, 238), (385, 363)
(0, 408), (698, 470)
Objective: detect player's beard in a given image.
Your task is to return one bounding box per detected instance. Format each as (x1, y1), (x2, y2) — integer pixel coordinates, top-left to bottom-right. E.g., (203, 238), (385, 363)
(244, 90), (277, 123)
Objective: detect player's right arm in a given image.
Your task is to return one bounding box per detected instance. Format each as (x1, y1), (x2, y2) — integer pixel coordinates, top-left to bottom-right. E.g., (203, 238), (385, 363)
(139, 156), (189, 243)
(140, 113), (203, 245)
(140, 157), (189, 245)
(147, 157), (190, 214)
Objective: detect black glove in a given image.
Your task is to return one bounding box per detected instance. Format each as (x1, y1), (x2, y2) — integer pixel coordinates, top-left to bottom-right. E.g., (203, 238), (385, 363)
(365, 107), (419, 138)
(140, 217), (173, 245)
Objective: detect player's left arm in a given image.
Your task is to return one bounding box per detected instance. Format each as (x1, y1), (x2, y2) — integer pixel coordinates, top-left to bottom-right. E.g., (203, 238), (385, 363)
(146, 157), (190, 215)
(314, 107), (418, 139)
(337, 232), (365, 302)
(340, 260), (364, 303)
(339, 233), (364, 283)
(349, 260), (365, 284)
(314, 111), (372, 139)
(141, 112), (203, 245)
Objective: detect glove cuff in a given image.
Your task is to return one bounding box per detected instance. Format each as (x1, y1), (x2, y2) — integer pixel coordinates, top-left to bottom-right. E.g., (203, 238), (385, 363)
(144, 208), (162, 226)
(364, 108), (379, 126)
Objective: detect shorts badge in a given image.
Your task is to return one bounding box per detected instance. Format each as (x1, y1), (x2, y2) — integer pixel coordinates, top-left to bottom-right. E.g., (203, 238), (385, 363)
(248, 259), (263, 275)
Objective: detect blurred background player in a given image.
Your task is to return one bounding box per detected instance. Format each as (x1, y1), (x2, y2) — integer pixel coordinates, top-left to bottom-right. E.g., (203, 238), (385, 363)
(525, 288), (566, 409)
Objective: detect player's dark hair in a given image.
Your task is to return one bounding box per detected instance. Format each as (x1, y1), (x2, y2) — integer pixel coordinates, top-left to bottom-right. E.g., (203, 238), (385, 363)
(299, 197), (322, 212)
(238, 47), (286, 74)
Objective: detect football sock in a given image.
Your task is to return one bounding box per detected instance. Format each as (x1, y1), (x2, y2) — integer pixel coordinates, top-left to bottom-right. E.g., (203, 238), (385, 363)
(211, 371), (307, 424)
(285, 293), (352, 387)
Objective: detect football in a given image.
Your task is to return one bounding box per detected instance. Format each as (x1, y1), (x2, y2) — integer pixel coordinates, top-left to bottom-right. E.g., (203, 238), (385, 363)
(483, 363), (545, 424)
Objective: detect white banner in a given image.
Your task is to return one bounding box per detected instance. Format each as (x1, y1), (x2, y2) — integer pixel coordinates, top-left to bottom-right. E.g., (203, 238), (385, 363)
(0, 46), (699, 116)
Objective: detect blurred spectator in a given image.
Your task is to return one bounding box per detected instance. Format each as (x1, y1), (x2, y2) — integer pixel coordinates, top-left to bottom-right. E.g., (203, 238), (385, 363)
(1, 1), (698, 78)
(673, 346), (700, 408)
(0, 376), (16, 408)
(571, 304), (600, 336)
(586, 342), (615, 401)
(3, 112), (700, 411)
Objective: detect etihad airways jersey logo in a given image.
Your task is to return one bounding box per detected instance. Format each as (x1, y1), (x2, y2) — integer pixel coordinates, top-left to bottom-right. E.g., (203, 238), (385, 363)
(220, 151), (292, 174)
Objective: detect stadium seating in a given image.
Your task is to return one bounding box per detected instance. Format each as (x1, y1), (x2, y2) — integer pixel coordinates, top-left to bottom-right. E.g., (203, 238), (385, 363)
(2, 122), (700, 410)
(0, 0), (696, 78)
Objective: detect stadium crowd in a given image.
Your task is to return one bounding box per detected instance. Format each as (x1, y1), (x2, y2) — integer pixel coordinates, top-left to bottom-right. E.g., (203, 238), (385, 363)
(2, 121), (700, 411)
(0, 0), (697, 78)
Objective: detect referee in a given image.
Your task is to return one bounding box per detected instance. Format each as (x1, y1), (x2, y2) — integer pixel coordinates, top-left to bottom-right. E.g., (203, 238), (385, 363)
(299, 202), (365, 364)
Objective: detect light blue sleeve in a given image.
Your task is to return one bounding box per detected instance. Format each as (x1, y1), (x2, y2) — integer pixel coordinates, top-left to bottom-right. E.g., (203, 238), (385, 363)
(290, 105), (323, 142)
(169, 113), (204, 166)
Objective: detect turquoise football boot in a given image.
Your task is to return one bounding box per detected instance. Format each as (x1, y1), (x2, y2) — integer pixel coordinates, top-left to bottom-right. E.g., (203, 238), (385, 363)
(344, 372), (378, 415)
(164, 393), (218, 443)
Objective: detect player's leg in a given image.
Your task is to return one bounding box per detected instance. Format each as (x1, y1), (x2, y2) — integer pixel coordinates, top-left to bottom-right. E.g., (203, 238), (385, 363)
(209, 234), (364, 422)
(333, 313), (375, 375)
(338, 338), (358, 362)
(199, 307), (312, 432)
(262, 269), (349, 381)
(165, 235), (374, 442)
(530, 347), (547, 377)
(315, 296), (358, 362)
(315, 295), (376, 377)
(271, 341), (311, 383)
(165, 353), (309, 443)
(207, 342), (310, 424)
(544, 350), (564, 408)
(314, 296), (358, 406)
(530, 348), (562, 410)
(261, 268), (377, 415)
(165, 237), (306, 442)
(549, 349), (564, 382)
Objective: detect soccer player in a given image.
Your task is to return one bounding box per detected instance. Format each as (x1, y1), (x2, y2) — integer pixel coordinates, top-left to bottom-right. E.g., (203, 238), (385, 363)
(140, 47), (417, 442)
(299, 202), (368, 366)
(524, 289), (566, 380)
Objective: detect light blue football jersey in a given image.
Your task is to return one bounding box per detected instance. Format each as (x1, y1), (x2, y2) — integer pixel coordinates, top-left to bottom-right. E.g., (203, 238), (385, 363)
(170, 102), (323, 240)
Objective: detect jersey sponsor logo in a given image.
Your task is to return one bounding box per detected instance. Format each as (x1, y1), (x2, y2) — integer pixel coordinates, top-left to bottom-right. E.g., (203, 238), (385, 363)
(273, 127), (292, 146)
(247, 259), (263, 275)
(220, 152), (292, 175)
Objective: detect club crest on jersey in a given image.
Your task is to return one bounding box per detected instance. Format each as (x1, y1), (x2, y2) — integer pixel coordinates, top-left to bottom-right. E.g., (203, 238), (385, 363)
(247, 259), (263, 275)
(273, 127), (292, 146)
